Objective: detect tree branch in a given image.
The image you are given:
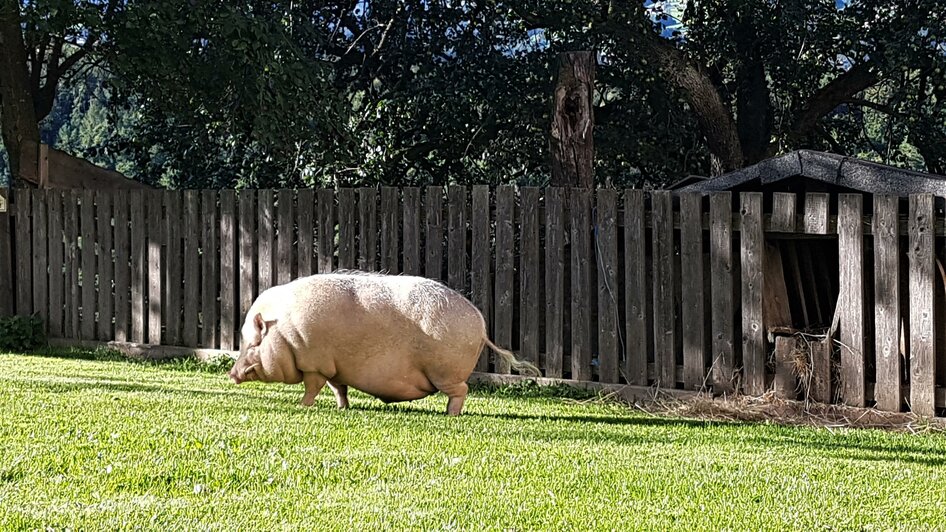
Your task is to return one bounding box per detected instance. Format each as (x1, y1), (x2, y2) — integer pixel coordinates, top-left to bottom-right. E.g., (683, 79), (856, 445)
(790, 60), (880, 142)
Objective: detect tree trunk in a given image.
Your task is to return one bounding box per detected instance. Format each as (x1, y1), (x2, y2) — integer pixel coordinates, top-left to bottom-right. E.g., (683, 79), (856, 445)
(550, 51), (595, 188)
(0, 0), (39, 185)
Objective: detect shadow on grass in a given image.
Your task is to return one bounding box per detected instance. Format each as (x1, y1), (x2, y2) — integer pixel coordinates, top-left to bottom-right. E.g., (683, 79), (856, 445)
(5, 347), (232, 373)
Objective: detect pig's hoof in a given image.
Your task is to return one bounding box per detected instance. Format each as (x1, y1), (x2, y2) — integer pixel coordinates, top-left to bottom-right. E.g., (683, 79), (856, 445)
(300, 396), (316, 407)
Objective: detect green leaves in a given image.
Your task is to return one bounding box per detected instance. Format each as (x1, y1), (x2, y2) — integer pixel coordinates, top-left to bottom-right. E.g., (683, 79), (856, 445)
(0, 315), (46, 351)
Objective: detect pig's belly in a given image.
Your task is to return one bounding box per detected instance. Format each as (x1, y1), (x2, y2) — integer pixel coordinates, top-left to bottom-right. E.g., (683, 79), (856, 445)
(331, 355), (441, 403)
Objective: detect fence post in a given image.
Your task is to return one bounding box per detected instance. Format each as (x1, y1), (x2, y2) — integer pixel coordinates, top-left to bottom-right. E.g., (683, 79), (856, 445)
(0, 187), (11, 317)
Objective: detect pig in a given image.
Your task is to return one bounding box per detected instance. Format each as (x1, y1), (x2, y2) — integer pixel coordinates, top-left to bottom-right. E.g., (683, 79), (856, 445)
(228, 272), (540, 415)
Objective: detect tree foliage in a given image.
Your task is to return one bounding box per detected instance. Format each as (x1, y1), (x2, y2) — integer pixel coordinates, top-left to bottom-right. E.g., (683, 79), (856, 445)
(3, 0), (946, 188)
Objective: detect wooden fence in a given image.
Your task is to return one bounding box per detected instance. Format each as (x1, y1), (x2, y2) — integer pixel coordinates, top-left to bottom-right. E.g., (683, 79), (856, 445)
(3, 187), (946, 416)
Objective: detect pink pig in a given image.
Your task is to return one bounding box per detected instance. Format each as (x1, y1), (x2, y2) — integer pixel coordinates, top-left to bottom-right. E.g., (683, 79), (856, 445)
(229, 272), (539, 415)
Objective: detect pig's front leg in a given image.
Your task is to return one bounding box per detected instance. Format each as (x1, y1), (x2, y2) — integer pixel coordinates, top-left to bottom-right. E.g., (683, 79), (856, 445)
(327, 381), (350, 409)
(300, 373), (327, 406)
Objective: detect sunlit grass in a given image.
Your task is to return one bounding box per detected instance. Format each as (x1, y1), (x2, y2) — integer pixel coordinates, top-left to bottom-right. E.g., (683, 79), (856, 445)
(1, 350), (945, 530)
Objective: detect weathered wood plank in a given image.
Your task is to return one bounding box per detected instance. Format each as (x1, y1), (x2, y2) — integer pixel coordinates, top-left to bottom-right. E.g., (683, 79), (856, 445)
(652, 190), (675, 388)
(873, 194), (901, 412)
(381, 186), (400, 273)
(773, 336), (798, 400)
(164, 191), (181, 345)
(112, 190), (130, 343)
(493, 186), (515, 373)
(80, 190), (97, 340)
(256, 189), (274, 293)
(31, 190), (48, 328)
(810, 338), (832, 403)
(624, 189), (648, 386)
(317, 188), (335, 273)
(520, 186), (542, 371)
(680, 193), (706, 390)
(770, 192), (797, 233)
(129, 191), (145, 343)
(545, 188), (566, 379)
(47, 190), (64, 337)
(296, 189), (314, 276)
(570, 188), (593, 382)
(424, 187), (444, 280)
(238, 190), (256, 334)
(471, 185), (491, 372)
(336, 189), (356, 270)
(65, 193), (80, 338)
(710, 192), (735, 394)
(596, 188), (619, 384)
(182, 190), (200, 346)
(740, 192), (765, 396)
(804, 193), (830, 234)
(838, 194), (865, 407)
(147, 190), (163, 344)
(447, 186), (467, 292)
(276, 189), (294, 285)
(219, 190), (237, 350)
(200, 190), (218, 348)
(96, 192), (114, 341)
(358, 188), (378, 272)
(402, 187), (421, 276)
(909, 194), (935, 416)
(13, 190), (31, 315)
(762, 243), (793, 331)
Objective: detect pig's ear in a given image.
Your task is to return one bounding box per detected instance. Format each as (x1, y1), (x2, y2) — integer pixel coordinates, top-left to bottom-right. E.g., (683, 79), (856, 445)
(254, 313), (278, 337)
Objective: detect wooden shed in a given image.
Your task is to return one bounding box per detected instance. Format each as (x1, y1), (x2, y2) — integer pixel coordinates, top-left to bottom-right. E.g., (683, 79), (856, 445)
(675, 150), (946, 413)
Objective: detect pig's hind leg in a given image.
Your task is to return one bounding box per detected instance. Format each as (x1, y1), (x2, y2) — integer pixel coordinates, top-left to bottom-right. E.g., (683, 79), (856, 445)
(436, 381), (469, 416)
(327, 381), (350, 409)
(300, 373), (327, 406)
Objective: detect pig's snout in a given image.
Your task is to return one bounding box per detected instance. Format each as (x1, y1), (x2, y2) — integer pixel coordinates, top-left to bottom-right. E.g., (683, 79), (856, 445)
(228, 367), (244, 384)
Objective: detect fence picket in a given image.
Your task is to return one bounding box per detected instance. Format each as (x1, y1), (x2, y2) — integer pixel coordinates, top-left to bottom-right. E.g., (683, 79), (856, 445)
(318, 188), (335, 273)
(740, 192), (765, 395)
(520, 187), (542, 370)
(838, 194), (866, 407)
(771, 192), (797, 232)
(381, 187), (400, 274)
(447, 186), (467, 293)
(296, 189), (315, 276)
(81, 190), (96, 340)
(710, 192), (735, 394)
(164, 191), (181, 345)
(257, 190), (274, 293)
(201, 190), (218, 348)
(403, 187), (421, 276)
(680, 193), (706, 390)
(909, 194), (935, 416)
(183, 190), (200, 346)
(595, 189), (619, 384)
(545, 188), (565, 379)
(570, 188), (593, 382)
(276, 189), (294, 285)
(239, 190), (256, 331)
(358, 188), (377, 272)
(219, 190), (237, 350)
(873, 194), (901, 412)
(804, 193), (829, 234)
(130, 192), (145, 343)
(14, 190), (31, 316)
(471, 185), (491, 371)
(494, 186), (515, 373)
(424, 187), (443, 280)
(624, 190), (647, 385)
(64, 192), (79, 338)
(652, 191), (675, 387)
(147, 190), (163, 344)
(31, 191), (48, 329)
(47, 191), (64, 337)
(113, 190), (130, 343)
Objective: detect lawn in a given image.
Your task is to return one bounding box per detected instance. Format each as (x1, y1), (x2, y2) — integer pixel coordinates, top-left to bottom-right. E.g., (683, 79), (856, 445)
(1, 350), (945, 531)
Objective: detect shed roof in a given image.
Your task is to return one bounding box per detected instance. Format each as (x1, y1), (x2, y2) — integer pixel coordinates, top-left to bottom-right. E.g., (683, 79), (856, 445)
(673, 150), (946, 196)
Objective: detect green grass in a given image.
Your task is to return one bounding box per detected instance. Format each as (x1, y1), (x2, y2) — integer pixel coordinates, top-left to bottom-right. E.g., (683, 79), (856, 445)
(2, 351), (946, 531)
